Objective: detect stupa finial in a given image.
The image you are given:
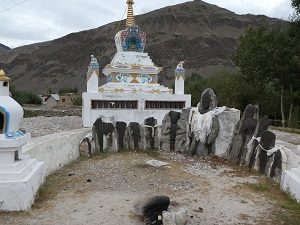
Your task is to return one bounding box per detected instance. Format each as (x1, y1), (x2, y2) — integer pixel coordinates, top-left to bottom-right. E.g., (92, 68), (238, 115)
(0, 69), (10, 81)
(126, 0), (135, 27)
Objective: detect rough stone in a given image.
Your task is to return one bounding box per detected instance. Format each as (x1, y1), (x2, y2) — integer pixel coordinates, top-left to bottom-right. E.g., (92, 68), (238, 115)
(213, 108), (240, 156)
(146, 160), (169, 167)
(144, 117), (159, 150)
(125, 122), (144, 150)
(115, 121), (127, 150)
(258, 131), (276, 174)
(247, 116), (270, 168)
(175, 109), (190, 153)
(142, 196), (170, 225)
(160, 111), (181, 152)
(227, 104), (259, 164)
(169, 111), (181, 151)
(92, 118), (116, 153)
(162, 208), (188, 225)
(160, 113), (171, 151)
(198, 88), (218, 114)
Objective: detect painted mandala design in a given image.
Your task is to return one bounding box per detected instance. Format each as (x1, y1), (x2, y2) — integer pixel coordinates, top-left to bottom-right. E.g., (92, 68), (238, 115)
(121, 25), (146, 52)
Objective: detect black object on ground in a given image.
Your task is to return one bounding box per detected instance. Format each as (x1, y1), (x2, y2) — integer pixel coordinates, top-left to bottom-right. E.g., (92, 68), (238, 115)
(142, 196), (170, 225)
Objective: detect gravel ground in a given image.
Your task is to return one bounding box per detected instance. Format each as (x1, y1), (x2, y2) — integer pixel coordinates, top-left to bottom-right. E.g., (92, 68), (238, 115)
(20, 116), (83, 137)
(270, 129), (300, 145)
(0, 152), (282, 225)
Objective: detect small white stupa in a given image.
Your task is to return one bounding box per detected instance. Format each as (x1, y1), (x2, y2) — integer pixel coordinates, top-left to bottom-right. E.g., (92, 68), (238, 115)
(0, 69), (45, 211)
(175, 61), (186, 95)
(82, 0), (191, 126)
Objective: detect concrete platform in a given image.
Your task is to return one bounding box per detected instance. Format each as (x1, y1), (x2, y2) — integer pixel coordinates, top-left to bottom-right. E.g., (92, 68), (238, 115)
(281, 167), (300, 202)
(0, 157), (45, 211)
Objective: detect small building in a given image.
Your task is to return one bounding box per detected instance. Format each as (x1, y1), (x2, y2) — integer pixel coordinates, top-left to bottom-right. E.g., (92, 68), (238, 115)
(59, 93), (79, 106)
(45, 94), (59, 108)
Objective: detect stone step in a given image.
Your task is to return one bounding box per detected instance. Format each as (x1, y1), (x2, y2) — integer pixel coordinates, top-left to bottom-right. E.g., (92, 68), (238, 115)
(0, 158), (30, 172)
(0, 159), (38, 181)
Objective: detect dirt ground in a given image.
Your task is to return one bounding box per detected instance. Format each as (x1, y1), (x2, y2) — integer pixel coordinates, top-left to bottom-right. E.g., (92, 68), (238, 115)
(0, 152), (298, 225)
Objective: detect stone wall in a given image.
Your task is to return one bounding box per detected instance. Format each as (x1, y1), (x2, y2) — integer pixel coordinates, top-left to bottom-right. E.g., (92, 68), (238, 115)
(24, 107), (82, 118)
(23, 128), (90, 176)
(83, 117), (160, 154)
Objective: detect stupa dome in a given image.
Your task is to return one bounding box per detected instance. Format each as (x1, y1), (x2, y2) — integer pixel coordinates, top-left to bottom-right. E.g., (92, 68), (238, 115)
(0, 70), (24, 137)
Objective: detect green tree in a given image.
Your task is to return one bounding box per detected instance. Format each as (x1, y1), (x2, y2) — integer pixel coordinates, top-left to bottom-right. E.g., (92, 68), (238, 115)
(292, 0), (300, 19)
(10, 86), (42, 105)
(72, 96), (82, 106)
(233, 25), (297, 127)
(58, 87), (78, 95)
(185, 73), (207, 106)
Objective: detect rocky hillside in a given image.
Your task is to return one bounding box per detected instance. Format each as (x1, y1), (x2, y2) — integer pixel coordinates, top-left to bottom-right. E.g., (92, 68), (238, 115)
(0, 0), (286, 94)
(0, 44), (10, 53)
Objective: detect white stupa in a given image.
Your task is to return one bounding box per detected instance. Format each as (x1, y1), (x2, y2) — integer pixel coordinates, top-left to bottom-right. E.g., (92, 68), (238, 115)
(0, 69), (45, 211)
(82, 0), (191, 126)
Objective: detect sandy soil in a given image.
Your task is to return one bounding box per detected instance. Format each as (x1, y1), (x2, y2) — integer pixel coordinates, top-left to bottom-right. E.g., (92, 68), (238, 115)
(0, 152), (281, 225)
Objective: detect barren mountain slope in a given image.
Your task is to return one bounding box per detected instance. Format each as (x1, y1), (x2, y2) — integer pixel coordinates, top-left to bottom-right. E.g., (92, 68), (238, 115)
(0, 0), (285, 94)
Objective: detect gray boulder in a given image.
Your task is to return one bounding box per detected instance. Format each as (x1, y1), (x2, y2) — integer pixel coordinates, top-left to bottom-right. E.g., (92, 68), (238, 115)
(198, 88), (218, 114)
(125, 122), (145, 150)
(160, 111), (181, 152)
(175, 109), (190, 153)
(92, 118), (116, 153)
(144, 117), (159, 150)
(246, 116), (270, 167)
(227, 104), (259, 164)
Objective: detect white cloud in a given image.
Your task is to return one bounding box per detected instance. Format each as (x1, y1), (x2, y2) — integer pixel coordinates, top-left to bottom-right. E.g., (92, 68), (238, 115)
(0, 0), (293, 48)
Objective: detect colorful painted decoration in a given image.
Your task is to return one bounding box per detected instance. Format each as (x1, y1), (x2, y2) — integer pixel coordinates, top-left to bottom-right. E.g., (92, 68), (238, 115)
(87, 55), (99, 80)
(137, 74), (152, 83)
(175, 61), (185, 79)
(121, 25), (146, 52)
(116, 73), (132, 83)
(107, 75), (112, 83)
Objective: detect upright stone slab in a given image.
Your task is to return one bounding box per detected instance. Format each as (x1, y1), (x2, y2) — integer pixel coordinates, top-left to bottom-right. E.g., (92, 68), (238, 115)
(246, 116), (270, 168)
(115, 121), (127, 150)
(258, 130), (276, 174)
(160, 111), (181, 152)
(227, 104), (259, 164)
(93, 118), (116, 152)
(213, 108), (240, 156)
(189, 88), (220, 156)
(190, 116), (220, 156)
(160, 113), (171, 151)
(125, 122), (144, 150)
(169, 111), (181, 151)
(144, 117), (159, 150)
(175, 108), (190, 153)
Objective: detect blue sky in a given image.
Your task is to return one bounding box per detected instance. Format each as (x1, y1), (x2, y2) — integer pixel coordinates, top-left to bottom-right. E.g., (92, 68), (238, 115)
(0, 0), (294, 48)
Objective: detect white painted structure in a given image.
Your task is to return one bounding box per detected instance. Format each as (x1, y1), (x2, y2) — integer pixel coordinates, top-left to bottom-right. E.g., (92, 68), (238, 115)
(82, 0), (191, 127)
(23, 128), (90, 176)
(0, 69), (46, 211)
(175, 61), (185, 95)
(279, 140), (300, 202)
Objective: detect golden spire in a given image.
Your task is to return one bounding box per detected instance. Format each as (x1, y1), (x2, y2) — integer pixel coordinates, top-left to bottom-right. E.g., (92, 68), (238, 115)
(126, 0), (135, 27)
(0, 69), (10, 82)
